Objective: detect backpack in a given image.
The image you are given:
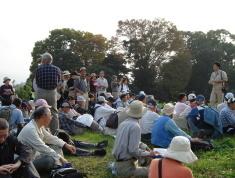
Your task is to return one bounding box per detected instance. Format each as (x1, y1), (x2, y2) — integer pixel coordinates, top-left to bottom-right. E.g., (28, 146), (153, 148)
(88, 105), (101, 116)
(106, 112), (119, 129)
(0, 106), (13, 122)
(191, 140), (214, 151)
(51, 168), (87, 178)
(54, 129), (74, 145)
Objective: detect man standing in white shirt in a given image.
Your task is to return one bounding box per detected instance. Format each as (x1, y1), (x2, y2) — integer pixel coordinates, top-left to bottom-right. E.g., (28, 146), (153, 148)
(96, 71), (108, 96)
(18, 106), (76, 174)
(209, 62), (228, 107)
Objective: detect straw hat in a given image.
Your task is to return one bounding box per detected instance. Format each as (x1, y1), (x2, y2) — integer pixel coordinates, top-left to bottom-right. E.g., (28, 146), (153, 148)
(126, 100), (144, 119)
(162, 103), (175, 116)
(164, 136), (198, 164)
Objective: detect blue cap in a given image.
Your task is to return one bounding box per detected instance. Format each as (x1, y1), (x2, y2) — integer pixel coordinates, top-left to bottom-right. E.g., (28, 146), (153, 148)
(196, 95), (205, 102)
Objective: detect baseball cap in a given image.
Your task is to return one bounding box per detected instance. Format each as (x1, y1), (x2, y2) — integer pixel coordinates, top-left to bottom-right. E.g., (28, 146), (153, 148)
(188, 93), (196, 101)
(225, 93), (234, 101)
(61, 102), (71, 108)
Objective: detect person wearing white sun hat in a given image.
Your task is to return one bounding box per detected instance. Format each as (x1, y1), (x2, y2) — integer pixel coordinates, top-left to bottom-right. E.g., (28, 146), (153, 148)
(217, 92), (234, 112)
(112, 100), (155, 178)
(149, 136), (197, 178)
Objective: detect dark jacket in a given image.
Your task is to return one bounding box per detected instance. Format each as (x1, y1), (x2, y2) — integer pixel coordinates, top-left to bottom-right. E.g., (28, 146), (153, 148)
(0, 135), (32, 166)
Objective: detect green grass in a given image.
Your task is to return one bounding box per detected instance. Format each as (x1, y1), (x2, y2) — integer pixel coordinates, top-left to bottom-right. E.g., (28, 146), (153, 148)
(67, 131), (235, 178)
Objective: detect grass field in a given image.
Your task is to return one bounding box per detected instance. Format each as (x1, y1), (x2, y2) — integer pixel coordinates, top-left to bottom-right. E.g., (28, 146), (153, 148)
(67, 131), (235, 178)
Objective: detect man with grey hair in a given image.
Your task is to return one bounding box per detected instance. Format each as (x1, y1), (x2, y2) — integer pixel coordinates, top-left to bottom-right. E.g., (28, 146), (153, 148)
(35, 52), (61, 134)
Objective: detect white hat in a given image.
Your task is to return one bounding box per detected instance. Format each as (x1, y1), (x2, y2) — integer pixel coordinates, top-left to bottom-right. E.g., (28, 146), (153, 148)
(77, 96), (86, 102)
(98, 96), (108, 103)
(225, 92), (234, 101)
(63, 70), (71, 76)
(105, 92), (113, 98)
(162, 103), (175, 116)
(126, 100), (144, 119)
(164, 136), (198, 164)
(188, 93), (196, 101)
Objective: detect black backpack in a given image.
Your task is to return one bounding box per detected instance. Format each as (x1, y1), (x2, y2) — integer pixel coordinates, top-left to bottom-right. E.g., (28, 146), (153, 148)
(51, 168), (88, 178)
(106, 112), (119, 129)
(88, 105), (101, 116)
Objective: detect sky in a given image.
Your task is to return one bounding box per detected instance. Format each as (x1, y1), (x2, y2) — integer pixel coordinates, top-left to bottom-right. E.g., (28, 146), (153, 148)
(0, 0), (235, 84)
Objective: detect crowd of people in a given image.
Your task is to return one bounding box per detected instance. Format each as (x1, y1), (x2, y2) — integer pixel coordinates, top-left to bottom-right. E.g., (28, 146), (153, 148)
(0, 52), (234, 178)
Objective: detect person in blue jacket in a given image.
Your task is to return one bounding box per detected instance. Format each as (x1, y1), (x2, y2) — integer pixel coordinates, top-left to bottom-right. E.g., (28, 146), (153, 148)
(151, 103), (192, 148)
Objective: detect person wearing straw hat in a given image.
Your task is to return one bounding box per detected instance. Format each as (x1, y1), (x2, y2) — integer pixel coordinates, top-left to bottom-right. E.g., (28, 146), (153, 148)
(112, 100), (155, 178)
(0, 77), (14, 106)
(149, 136), (197, 178)
(151, 103), (192, 148)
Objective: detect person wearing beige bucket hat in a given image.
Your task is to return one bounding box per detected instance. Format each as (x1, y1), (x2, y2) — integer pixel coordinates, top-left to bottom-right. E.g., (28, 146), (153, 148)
(149, 136), (197, 178)
(112, 100), (156, 177)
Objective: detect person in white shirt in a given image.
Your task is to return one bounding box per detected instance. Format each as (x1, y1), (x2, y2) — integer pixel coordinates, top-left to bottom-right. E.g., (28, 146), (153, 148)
(217, 92), (234, 113)
(174, 93), (197, 130)
(174, 93), (188, 116)
(94, 96), (116, 128)
(96, 71), (108, 96)
(139, 99), (159, 144)
(18, 106), (76, 173)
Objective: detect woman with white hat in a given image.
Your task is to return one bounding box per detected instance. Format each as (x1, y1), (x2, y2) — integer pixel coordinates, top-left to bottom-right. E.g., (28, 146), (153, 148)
(149, 136), (198, 178)
(151, 103), (192, 148)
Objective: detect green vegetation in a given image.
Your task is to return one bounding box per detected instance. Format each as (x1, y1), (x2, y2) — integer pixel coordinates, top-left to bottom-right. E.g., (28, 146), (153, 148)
(67, 131), (235, 178)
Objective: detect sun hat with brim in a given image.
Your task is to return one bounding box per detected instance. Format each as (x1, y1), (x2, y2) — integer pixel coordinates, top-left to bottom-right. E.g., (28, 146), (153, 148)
(98, 96), (108, 103)
(80, 67), (86, 71)
(126, 100), (144, 119)
(162, 103), (175, 116)
(63, 70), (71, 76)
(34, 99), (51, 108)
(3, 77), (11, 83)
(164, 136), (198, 164)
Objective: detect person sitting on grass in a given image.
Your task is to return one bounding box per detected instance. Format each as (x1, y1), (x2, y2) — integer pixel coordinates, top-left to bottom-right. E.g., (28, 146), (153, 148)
(140, 99), (160, 145)
(173, 93), (188, 117)
(174, 93), (197, 130)
(219, 97), (235, 134)
(18, 106), (76, 174)
(149, 136), (198, 178)
(187, 95), (216, 138)
(151, 103), (192, 148)
(112, 100), (155, 178)
(59, 102), (103, 135)
(94, 96), (116, 128)
(217, 92), (234, 113)
(115, 93), (129, 109)
(0, 118), (40, 178)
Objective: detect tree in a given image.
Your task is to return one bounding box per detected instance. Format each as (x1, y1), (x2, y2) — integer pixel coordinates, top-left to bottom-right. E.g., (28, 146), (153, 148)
(183, 30), (235, 97)
(115, 19), (188, 94)
(157, 50), (192, 100)
(29, 28), (108, 80)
